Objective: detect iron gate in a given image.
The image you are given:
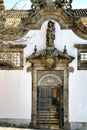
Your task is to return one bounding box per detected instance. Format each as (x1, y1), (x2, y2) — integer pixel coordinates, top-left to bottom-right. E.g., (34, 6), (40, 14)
(37, 86), (64, 129)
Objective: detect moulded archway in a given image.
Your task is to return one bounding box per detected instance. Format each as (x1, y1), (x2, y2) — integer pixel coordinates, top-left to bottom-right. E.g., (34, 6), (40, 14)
(38, 73), (62, 86)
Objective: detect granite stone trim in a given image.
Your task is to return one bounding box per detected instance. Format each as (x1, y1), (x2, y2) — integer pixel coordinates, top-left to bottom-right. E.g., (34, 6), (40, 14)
(70, 122), (87, 130)
(0, 119), (30, 128)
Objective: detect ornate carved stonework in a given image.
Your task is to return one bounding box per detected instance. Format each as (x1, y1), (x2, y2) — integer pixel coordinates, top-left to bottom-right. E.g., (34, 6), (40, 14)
(27, 21), (74, 70)
(0, 0), (86, 41)
(30, 0), (73, 10)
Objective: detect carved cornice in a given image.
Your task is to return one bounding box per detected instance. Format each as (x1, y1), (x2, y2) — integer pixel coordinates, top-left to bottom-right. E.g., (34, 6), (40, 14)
(0, 42), (26, 51)
(26, 48), (74, 71)
(74, 44), (87, 49)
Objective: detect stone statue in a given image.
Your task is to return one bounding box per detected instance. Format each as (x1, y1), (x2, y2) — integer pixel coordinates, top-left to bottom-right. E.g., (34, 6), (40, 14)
(55, 0), (73, 9)
(46, 21), (55, 47)
(55, 0), (64, 8)
(30, 0), (39, 10)
(67, 0), (73, 8)
(30, 0), (47, 10)
(68, 0), (73, 4)
(63, 0), (73, 9)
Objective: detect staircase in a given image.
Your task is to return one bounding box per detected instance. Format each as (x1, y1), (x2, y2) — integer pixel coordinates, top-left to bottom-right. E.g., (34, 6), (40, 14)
(50, 105), (60, 129)
(37, 105), (60, 129)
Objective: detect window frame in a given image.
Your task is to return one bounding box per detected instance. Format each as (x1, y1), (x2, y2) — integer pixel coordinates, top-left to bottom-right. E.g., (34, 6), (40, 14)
(74, 44), (87, 70)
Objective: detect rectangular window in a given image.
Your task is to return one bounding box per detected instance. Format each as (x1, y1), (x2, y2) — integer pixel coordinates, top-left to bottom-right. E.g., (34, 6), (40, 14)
(74, 44), (87, 70)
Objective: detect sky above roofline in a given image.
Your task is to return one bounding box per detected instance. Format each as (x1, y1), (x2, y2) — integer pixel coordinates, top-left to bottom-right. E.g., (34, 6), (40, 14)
(4, 0), (87, 10)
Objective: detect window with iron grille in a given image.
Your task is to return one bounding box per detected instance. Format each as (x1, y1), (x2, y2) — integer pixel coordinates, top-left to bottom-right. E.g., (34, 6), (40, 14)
(0, 44), (26, 70)
(74, 44), (87, 70)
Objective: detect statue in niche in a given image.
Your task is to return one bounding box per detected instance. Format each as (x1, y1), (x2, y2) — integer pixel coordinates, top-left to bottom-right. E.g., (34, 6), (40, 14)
(46, 21), (55, 47)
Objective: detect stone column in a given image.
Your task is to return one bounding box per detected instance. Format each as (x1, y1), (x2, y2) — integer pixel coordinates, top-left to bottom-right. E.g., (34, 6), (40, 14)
(0, 0), (5, 42)
(63, 65), (70, 130)
(31, 68), (37, 128)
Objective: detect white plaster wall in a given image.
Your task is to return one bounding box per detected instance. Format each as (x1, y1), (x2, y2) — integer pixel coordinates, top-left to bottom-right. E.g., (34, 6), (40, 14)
(0, 20), (87, 123)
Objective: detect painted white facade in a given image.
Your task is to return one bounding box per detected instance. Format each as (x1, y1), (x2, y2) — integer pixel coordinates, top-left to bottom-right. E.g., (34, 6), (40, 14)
(0, 20), (87, 123)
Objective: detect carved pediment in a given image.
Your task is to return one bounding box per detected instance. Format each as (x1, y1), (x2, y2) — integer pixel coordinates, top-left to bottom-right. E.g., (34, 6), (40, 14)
(26, 48), (74, 63)
(26, 47), (74, 70)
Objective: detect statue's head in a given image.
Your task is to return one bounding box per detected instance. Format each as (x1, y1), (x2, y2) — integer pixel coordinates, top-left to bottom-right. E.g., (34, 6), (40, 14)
(48, 21), (54, 27)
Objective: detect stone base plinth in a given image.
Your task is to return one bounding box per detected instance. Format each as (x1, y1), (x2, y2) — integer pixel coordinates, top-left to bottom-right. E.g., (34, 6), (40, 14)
(70, 122), (87, 130)
(0, 119), (30, 128)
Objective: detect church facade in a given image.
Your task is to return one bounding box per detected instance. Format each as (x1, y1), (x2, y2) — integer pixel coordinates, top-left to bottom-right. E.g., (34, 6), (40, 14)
(0, 0), (87, 130)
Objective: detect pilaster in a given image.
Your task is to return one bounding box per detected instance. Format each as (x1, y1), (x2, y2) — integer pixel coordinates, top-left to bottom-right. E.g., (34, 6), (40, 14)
(0, 0), (5, 42)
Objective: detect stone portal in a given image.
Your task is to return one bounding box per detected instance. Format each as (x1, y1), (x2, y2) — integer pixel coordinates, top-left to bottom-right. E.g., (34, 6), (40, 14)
(26, 21), (74, 130)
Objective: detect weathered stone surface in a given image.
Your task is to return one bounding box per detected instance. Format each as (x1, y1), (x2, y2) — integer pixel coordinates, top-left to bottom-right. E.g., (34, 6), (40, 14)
(0, 1), (87, 41)
(0, 119), (30, 128)
(70, 122), (87, 130)
(0, 127), (31, 130)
